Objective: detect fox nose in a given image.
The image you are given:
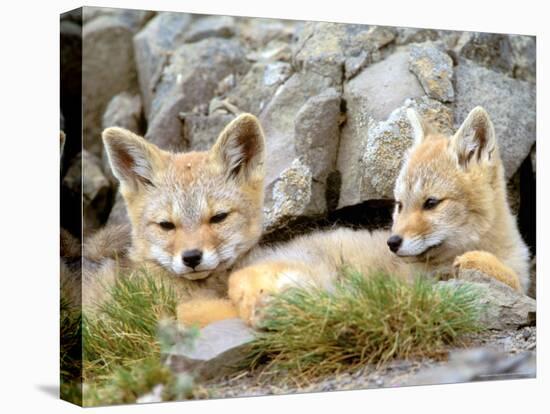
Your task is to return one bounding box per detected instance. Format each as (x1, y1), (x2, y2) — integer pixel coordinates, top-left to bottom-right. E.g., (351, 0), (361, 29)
(182, 249), (203, 269)
(387, 235), (403, 253)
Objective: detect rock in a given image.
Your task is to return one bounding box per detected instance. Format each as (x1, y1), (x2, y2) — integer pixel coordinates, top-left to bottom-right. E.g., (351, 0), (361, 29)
(101, 92), (144, 185)
(439, 269), (536, 331)
(508, 35), (536, 83)
(83, 14), (140, 155)
(64, 151), (113, 231)
(106, 192), (129, 226)
(179, 113), (236, 151)
(405, 348), (535, 386)
(133, 12), (193, 118)
(102, 92), (143, 133)
(144, 38), (250, 151)
(185, 15), (235, 43)
(222, 61), (293, 116)
(165, 319), (255, 380)
(263, 158), (313, 231)
(83, 6), (155, 29)
(240, 18), (297, 48)
(395, 27), (440, 45)
(293, 22), (396, 85)
(409, 44), (454, 102)
(259, 73), (341, 221)
(338, 50), (446, 207)
(454, 59), (536, 179)
(456, 32), (535, 82)
(245, 40), (292, 63)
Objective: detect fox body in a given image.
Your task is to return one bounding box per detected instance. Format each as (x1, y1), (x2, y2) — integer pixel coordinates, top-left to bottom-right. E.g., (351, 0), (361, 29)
(96, 108), (530, 327)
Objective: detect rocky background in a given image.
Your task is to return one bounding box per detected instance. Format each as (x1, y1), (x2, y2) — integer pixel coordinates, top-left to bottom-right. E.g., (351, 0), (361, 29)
(60, 7), (536, 292)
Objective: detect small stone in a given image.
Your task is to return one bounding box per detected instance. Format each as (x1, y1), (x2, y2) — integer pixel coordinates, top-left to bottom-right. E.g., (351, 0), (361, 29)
(184, 15), (235, 43)
(409, 44), (454, 102)
(438, 269), (536, 331)
(165, 319), (255, 380)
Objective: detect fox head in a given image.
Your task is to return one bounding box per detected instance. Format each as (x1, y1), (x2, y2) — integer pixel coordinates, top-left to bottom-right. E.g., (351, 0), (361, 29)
(103, 114), (265, 280)
(388, 106), (507, 263)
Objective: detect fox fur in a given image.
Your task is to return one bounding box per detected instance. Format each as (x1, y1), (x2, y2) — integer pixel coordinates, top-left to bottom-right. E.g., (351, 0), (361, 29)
(90, 108), (530, 327)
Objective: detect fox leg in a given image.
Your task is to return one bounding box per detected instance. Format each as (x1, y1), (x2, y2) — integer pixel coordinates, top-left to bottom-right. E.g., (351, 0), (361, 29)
(176, 298), (239, 328)
(453, 250), (521, 291)
(228, 261), (313, 327)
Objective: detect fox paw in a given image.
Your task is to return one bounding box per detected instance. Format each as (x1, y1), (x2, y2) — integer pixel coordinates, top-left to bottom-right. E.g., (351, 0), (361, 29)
(176, 298), (238, 328)
(228, 262), (310, 327)
(453, 250), (521, 291)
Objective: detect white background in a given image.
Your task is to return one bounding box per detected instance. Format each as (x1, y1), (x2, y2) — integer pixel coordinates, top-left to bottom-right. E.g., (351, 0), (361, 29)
(0, 0), (546, 412)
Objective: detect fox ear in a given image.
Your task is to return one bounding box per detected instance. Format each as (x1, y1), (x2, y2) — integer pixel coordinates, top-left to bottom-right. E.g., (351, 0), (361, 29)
(210, 113), (265, 181)
(451, 106), (496, 168)
(407, 108), (430, 146)
(102, 127), (165, 190)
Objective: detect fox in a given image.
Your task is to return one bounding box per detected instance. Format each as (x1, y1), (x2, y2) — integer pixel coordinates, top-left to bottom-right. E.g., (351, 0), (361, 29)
(98, 107), (530, 328)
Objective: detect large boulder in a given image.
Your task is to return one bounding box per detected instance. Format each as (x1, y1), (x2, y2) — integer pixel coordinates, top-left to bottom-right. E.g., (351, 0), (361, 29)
(337, 51), (434, 208)
(456, 32), (536, 82)
(453, 59), (536, 179)
(260, 73), (341, 220)
(133, 12), (193, 118)
(293, 22), (396, 84)
(144, 38), (250, 151)
(83, 14), (141, 155)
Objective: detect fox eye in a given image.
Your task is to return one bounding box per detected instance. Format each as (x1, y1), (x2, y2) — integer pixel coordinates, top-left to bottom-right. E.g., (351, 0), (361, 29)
(423, 197), (441, 210)
(159, 221), (175, 230)
(395, 201), (402, 213)
(210, 212), (229, 224)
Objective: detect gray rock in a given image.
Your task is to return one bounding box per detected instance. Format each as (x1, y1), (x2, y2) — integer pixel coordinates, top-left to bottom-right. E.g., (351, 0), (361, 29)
(239, 18), (297, 48)
(338, 51), (438, 207)
(405, 348), (535, 386)
(293, 22), (396, 85)
(106, 192), (129, 226)
(83, 14), (140, 155)
(180, 113), (236, 151)
(185, 15), (235, 43)
(133, 12), (193, 118)
(409, 44), (454, 102)
(439, 269), (536, 331)
(165, 319), (255, 380)
(144, 38), (250, 151)
(222, 61), (293, 116)
(455, 32), (535, 82)
(454, 59), (536, 179)
(263, 158), (313, 231)
(83, 6), (155, 30)
(64, 151), (113, 231)
(530, 144), (536, 176)
(395, 27), (440, 45)
(260, 73), (341, 221)
(245, 40), (293, 63)
(508, 35), (536, 83)
(102, 91), (143, 133)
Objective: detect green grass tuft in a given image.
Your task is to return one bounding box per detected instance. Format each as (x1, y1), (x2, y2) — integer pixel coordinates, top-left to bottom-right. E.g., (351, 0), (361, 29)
(249, 269), (483, 380)
(82, 269), (184, 405)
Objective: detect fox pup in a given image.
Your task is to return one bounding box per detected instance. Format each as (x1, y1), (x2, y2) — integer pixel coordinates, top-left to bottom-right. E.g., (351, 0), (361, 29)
(100, 108), (529, 328)
(221, 106), (530, 326)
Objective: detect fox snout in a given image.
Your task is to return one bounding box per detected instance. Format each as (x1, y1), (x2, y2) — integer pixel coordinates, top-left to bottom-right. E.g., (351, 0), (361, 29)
(182, 249), (203, 269)
(387, 235), (403, 253)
